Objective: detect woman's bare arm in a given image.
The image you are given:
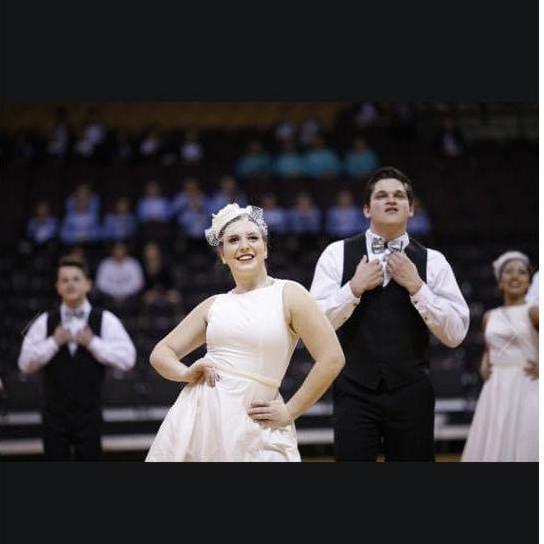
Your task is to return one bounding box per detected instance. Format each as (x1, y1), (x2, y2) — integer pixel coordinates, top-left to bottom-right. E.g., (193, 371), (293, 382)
(149, 296), (217, 382)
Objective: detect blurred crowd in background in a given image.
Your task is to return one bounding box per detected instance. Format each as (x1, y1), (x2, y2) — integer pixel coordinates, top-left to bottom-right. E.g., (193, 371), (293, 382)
(0, 101), (538, 425)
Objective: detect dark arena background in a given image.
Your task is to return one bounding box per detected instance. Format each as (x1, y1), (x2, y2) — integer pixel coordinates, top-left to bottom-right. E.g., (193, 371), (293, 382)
(0, 101), (538, 460)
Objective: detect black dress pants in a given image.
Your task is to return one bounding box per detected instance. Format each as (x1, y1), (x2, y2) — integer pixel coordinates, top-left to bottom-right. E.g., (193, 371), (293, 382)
(43, 408), (103, 461)
(333, 375), (435, 462)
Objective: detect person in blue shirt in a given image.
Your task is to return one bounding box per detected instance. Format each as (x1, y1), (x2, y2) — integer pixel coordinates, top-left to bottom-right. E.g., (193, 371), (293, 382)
(177, 193), (210, 240)
(325, 190), (368, 238)
(101, 197), (137, 241)
(27, 201), (59, 245)
(137, 180), (171, 223)
(208, 175), (248, 214)
(65, 183), (100, 217)
(273, 139), (305, 179)
(260, 193), (288, 234)
(303, 135), (341, 179)
(235, 140), (272, 179)
(170, 177), (209, 217)
(60, 190), (101, 245)
(288, 192), (322, 234)
(344, 137), (380, 179)
(407, 197), (432, 238)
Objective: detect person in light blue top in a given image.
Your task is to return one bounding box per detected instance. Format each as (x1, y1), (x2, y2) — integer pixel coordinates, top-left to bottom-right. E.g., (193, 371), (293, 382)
(344, 137), (380, 179)
(288, 192), (322, 234)
(60, 191), (101, 244)
(137, 180), (171, 223)
(325, 190), (368, 238)
(177, 194), (210, 239)
(66, 183), (100, 217)
(235, 140), (272, 179)
(170, 177), (209, 217)
(260, 193), (288, 234)
(101, 197), (137, 241)
(208, 175), (249, 214)
(407, 197), (432, 237)
(27, 201), (59, 245)
(274, 139), (305, 179)
(303, 135), (341, 178)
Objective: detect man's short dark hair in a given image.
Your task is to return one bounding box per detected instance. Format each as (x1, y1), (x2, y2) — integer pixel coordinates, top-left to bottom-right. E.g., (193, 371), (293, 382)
(57, 255), (91, 279)
(363, 166), (415, 207)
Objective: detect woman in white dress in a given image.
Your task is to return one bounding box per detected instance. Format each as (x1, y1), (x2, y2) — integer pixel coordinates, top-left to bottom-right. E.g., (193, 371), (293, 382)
(146, 203), (345, 461)
(462, 251), (539, 462)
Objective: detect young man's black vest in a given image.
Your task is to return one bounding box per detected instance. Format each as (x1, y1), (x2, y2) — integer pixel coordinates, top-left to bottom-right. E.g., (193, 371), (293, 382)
(44, 307), (105, 414)
(337, 233), (429, 391)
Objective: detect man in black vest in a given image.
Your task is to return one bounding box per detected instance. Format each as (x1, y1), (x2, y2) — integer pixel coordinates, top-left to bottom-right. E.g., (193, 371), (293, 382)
(310, 167), (469, 461)
(18, 255), (136, 460)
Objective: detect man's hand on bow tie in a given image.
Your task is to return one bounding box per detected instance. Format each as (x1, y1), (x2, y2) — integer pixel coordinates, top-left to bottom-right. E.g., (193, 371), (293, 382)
(53, 325), (72, 347)
(75, 326), (94, 348)
(386, 252), (423, 295)
(349, 255), (384, 298)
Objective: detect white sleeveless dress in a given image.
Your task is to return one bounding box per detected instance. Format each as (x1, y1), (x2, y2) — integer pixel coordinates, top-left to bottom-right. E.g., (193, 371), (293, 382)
(146, 279), (302, 462)
(462, 304), (539, 462)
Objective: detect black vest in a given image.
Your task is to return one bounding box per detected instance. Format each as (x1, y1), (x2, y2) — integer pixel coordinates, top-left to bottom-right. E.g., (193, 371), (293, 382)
(337, 233), (429, 390)
(43, 307), (105, 413)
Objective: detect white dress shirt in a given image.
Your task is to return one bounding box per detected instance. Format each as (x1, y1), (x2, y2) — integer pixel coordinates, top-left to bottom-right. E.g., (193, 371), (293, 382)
(18, 299), (137, 374)
(95, 256), (144, 298)
(310, 229), (470, 348)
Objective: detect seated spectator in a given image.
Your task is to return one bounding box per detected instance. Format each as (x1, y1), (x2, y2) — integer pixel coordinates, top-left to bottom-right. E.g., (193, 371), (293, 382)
(101, 196), (137, 241)
(66, 182), (100, 217)
(60, 187), (101, 244)
(344, 137), (380, 179)
(260, 193), (288, 235)
(177, 193), (209, 240)
(115, 129), (135, 160)
(433, 116), (466, 158)
(353, 101), (380, 128)
(273, 139), (305, 179)
(46, 106), (71, 158)
(141, 242), (182, 310)
(139, 124), (163, 158)
(208, 175), (249, 213)
(180, 129), (204, 164)
(303, 135), (341, 178)
(288, 192), (322, 235)
(170, 177), (208, 217)
(407, 197), (432, 237)
(95, 241), (144, 302)
(73, 107), (106, 158)
(274, 118), (297, 143)
(298, 118), (321, 147)
(325, 190), (367, 238)
(27, 201), (59, 245)
(235, 140), (272, 179)
(137, 180), (171, 223)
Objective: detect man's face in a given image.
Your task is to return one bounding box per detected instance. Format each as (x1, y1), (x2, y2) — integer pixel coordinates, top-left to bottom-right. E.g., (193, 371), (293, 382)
(56, 266), (91, 306)
(363, 178), (413, 229)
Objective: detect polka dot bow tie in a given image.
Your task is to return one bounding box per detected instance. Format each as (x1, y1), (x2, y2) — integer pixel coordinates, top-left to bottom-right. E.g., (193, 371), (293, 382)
(65, 309), (85, 319)
(371, 237), (404, 254)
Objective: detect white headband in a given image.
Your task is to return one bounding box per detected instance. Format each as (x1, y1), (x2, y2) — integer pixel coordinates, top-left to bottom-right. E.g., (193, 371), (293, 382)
(492, 250), (530, 281)
(204, 203), (268, 247)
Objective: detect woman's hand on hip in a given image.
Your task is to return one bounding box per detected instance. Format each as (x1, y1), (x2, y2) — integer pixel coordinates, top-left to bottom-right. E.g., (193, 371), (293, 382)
(184, 358), (220, 387)
(247, 399), (293, 428)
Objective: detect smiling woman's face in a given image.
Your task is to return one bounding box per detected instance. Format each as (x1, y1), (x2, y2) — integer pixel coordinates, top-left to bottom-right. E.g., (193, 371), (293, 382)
(219, 217), (268, 276)
(498, 259), (530, 298)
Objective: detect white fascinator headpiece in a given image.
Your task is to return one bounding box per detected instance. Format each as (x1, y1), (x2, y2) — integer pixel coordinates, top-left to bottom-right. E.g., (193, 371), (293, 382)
(204, 202), (268, 247)
(492, 250), (530, 281)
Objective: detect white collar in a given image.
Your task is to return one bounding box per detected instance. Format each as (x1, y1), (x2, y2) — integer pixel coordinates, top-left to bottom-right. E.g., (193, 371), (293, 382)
(61, 299), (91, 317)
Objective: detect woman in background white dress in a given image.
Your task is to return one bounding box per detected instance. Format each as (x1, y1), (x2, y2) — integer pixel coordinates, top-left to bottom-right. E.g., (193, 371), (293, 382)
(146, 203), (345, 461)
(462, 251), (538, 462)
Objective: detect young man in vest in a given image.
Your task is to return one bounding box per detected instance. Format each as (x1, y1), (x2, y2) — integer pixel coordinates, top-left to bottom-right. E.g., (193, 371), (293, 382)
(310, 167), (469, 461)
(18, 255), (136, 460)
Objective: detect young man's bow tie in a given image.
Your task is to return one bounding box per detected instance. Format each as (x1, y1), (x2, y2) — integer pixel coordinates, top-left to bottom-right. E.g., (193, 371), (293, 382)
(371, 237), (404, 254)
